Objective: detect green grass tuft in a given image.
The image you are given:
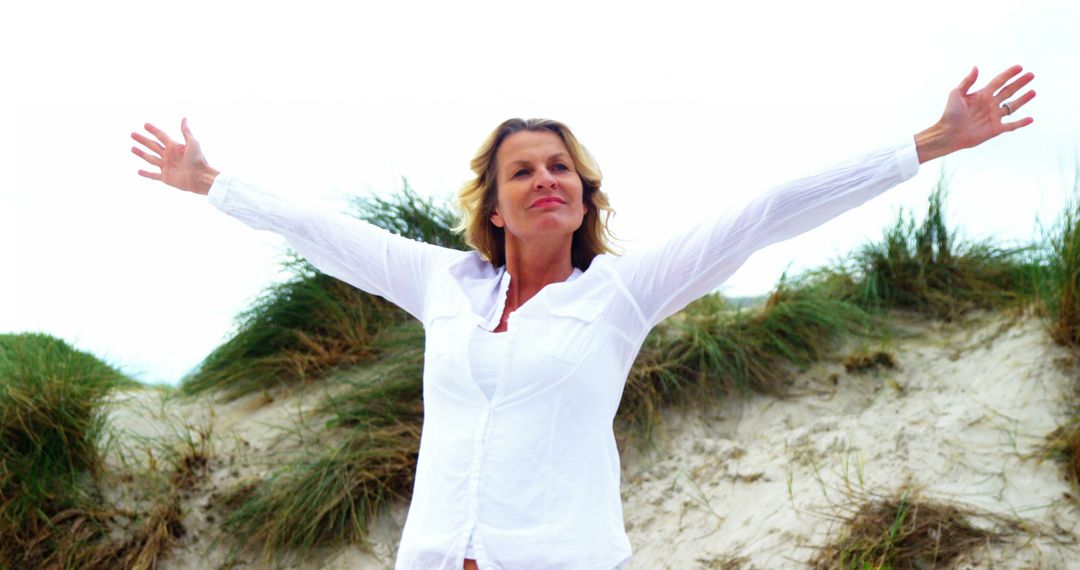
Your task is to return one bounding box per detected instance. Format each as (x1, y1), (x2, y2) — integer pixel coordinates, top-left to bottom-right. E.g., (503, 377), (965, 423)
(180, 268), (410, 400)
(348, 178), (467, 250)
(1036, 171), (1080, 495)
(826, 180), (1036, 320)
(181, 182), (461, 561)
(620, 279), (873, 444)
(219, 322), (425, 562)
(1037, 173), (1080, 346)
(0, 332), (138, 568)
(181, 181), (463, 401)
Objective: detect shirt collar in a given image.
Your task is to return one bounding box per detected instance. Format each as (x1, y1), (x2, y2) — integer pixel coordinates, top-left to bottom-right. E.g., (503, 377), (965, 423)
(482, 266), (584, 331)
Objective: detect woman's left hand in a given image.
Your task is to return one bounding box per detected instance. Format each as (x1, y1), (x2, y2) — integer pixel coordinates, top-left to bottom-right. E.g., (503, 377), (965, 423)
(915, 65), (1035, 164)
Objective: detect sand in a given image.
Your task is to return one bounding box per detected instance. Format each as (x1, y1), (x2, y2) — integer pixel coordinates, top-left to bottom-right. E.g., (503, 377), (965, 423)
(105, 311), (1080, 569)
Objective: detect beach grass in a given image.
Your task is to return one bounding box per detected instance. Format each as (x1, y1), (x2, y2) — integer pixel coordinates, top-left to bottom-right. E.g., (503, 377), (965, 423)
(620, 279), (874, 444)
(0, 332), (138, 568)
(45, 426), (210, 570)
(347, 178), (467, 251)
(179, 267), (409, 400)
(811, 487), (1015, 569)
(180, 181), (463, 401)
(842, 349), (897, 374)
(219, 321), (424, 562)
(822, 181), (1037, 319)
(202, 183), (454, 561)
(1037, 173), (1080, 346)
(1035, 172), (1080, 494)
(1046, 418), (1080, 492)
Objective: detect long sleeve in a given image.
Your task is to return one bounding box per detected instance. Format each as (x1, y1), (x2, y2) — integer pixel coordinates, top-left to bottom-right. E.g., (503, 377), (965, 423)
(615, 139), (920, 328)
(207, 174), (464, 321)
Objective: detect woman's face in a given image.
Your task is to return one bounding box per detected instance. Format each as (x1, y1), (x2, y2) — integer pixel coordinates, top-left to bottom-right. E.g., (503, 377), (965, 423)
(490, 130), (587, 246)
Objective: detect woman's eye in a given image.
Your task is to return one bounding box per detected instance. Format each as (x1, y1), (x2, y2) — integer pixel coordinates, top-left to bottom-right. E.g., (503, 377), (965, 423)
(553, 163), (569, 172)
(513, 169), (530, 178)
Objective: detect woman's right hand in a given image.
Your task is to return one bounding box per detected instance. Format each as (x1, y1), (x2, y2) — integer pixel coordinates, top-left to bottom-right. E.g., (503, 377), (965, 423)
(131, 118), (219, 195)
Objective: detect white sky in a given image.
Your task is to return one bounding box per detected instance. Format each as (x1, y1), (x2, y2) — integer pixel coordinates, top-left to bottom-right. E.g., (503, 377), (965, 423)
(1, 0), (1077, 386)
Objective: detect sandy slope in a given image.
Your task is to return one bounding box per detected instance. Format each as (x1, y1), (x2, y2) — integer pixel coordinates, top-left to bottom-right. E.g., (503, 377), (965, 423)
(620, 312), (1080, 568)
(106, 312), (1080, 569)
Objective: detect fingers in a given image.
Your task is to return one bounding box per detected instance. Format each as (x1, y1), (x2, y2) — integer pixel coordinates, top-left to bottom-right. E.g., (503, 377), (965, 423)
(1014, 89), (1036, 109)
(137, 169), (162, 181)
(994, 71), (1035, 102)
(1001, 89), (1036, 117)
(1000, 87), (1035, 133)
(131, 145), (162, 167)
(956, 66), (978, 94)
(130, 131), (164, 155)
(985, 64), (1023, 95)
(1002, 116), (1034, 133)
(180, 117), (195, 146)
(143, 122), (176, 147)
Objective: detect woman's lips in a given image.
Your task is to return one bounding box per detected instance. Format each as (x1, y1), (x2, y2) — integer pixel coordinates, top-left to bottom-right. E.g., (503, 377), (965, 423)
(530, 197), (565, 208)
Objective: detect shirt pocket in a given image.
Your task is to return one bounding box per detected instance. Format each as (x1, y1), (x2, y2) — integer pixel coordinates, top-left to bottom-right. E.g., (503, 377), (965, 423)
(423, 305), (465, 358)
(542, 300), (605, 365)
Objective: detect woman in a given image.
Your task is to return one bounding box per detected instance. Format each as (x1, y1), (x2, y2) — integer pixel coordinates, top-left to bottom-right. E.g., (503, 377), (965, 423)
(132, 65), (1034, 570)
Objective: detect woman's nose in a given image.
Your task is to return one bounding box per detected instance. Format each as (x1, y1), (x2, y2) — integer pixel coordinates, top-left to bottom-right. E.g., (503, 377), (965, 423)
(534, 168), (558, 189)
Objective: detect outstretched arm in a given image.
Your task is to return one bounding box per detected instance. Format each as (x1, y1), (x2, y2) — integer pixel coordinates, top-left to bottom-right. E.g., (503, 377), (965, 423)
(130, 119), (465, 322)
(616, 64), (1036, 328)
(915, 65), (1035, 163)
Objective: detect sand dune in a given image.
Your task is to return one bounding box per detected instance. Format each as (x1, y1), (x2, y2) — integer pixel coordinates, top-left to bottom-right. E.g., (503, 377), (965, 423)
(106, 311), (1080, 569)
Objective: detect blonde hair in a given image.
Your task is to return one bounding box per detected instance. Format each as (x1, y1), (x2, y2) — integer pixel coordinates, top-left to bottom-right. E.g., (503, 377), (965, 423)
(456, 118), (617, 270)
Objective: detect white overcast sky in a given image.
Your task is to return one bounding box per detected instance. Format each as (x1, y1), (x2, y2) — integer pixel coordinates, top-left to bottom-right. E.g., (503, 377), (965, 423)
(1, 0), (1077, 385)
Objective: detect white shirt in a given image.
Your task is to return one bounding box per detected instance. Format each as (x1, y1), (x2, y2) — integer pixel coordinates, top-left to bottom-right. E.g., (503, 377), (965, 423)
(207, 140), (919, 570)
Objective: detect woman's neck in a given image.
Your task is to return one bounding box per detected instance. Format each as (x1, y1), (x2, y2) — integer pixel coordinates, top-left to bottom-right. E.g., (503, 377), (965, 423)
(501, 235), (574, 313)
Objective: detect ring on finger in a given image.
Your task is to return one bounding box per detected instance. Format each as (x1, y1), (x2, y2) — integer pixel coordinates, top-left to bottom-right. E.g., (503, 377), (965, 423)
(1002, 102), (1013, 116)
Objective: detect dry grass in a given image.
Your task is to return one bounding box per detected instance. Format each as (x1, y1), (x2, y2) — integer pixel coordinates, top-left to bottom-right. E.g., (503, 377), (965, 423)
(54, 501), (187, 570)
(3, 444), (199, 570)
(843, 350), (897, 374)
(1, 391), (215, 570)
(1046, 418), (1080, 493)
(811, 487), (1021, 569)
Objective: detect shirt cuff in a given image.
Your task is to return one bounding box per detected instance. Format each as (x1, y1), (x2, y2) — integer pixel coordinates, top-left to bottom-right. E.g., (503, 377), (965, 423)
(206, 173), (236, 211)
(896, 138), (920, 181)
